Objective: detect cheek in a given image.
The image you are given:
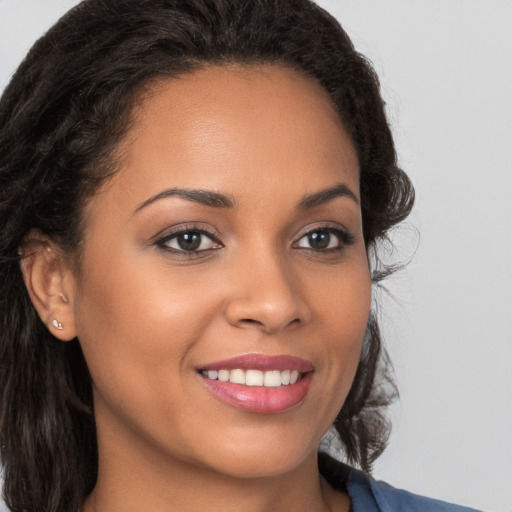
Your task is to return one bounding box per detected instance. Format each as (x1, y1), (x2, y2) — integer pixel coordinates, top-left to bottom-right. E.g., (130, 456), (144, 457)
(313, 256), (372, 404)
(315, 252), (371, 339)
(72, 249), (222, 406)
(71, 254), (234, 460)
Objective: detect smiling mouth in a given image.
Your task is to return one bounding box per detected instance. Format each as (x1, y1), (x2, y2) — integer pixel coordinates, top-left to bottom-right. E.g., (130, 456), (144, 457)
(196, 354), (314, 413)
(200, 368), (303, 387)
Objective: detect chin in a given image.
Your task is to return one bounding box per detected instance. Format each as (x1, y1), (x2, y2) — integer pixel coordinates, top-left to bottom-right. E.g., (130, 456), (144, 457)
(187, 425), (322, 480)
(208, 451), (311, 480)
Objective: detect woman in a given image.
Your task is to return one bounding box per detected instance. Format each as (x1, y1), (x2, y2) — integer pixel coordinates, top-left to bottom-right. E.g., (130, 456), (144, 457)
(0, 1), (482, 511)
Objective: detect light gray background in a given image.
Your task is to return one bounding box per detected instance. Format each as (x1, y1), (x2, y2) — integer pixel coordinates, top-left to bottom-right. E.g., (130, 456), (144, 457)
(1, 1), (511, 511)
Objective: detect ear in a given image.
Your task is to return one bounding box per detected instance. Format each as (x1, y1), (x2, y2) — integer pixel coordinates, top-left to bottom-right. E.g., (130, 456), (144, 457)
(19, 231), (78, 341)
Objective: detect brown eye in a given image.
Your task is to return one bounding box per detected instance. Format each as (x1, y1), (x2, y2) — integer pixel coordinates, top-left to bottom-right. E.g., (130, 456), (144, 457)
(295, 226), (355, 252)
(159, 229), (222, 253)
(175, 231), (202, 251)
(306, 231), (332, 250)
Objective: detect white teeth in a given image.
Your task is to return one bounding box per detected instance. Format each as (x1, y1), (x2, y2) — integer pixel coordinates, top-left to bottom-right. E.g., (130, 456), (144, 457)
(218, 369), (230, 382)
(263, 370), (281, 387)
(246, 369), (264, 386)
(230, 369), (245, 384)
(202, 368), (303, 387)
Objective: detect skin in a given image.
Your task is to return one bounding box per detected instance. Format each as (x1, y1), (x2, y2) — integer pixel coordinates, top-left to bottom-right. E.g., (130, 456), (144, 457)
(24, 65), (371, 512)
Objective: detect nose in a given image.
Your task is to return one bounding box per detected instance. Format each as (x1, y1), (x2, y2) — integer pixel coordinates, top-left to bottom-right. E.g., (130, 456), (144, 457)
(224, 251), (311, 334)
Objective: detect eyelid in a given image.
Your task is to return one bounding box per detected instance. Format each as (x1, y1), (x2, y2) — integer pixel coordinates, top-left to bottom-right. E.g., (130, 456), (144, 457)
(151, 222), (221, 242)
(151, 221), (355, 257)
(153, 224), (223, 253)
(292, 222), (356, 251)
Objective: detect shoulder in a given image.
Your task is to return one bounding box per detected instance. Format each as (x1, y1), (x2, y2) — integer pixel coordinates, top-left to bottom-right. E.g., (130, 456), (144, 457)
(318, 453), (483, 512)
(347, 468), (484, 512)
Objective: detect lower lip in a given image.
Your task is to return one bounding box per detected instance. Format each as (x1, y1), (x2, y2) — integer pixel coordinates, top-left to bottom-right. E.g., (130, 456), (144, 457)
(199, 373), (313, 414)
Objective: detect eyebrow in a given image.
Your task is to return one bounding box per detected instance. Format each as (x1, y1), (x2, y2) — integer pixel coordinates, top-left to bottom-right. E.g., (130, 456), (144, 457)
(298, 183), (359, 209)
(133, 188), (235, 214)
(133, 182), (358, 214)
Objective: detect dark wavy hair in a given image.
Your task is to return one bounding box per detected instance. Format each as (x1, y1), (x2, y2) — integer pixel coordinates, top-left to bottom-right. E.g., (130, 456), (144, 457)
(0, 0), (414, 510)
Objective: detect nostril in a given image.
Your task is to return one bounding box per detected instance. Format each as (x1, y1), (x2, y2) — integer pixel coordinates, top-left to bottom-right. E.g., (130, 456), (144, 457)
(240, 318), (262, 325)
(225, 294), (310, 333)
(237, 316), (302, 332)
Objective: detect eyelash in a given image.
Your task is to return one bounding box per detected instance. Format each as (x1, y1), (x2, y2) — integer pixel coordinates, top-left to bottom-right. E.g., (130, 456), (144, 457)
(154, 224), (355, 257)
(155, 226), (223, 257)
(293, 225), (356, 253)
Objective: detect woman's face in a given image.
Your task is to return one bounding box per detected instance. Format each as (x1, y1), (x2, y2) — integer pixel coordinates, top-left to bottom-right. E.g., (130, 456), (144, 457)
(70, 65), (371, 478)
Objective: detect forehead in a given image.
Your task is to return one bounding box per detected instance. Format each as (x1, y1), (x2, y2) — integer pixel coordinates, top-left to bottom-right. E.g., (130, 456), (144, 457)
(92, 64), (360, 216)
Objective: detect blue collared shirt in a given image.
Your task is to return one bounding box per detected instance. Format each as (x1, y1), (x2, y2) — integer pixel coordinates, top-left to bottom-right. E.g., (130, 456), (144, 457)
(319, 453), (483, 512)
(347, 467), (483, 512)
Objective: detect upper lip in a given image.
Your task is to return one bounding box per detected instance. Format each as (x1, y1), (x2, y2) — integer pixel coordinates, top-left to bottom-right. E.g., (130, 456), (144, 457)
(197, 354), (314, 373)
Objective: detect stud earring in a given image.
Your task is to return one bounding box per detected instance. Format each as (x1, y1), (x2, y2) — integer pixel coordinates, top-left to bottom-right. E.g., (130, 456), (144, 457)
(51, 319), (63, 330)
